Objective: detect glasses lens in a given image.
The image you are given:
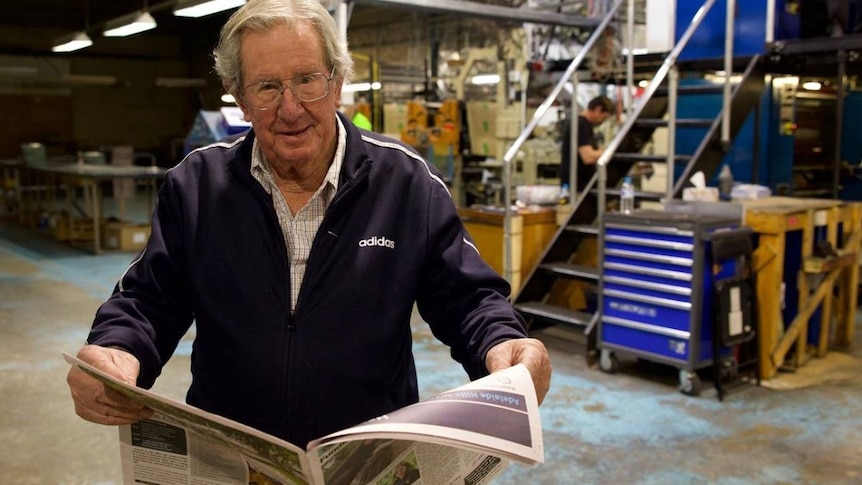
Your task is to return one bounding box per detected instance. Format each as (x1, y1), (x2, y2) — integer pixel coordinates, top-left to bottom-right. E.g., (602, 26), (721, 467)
(291, 74), (329, 102)
(243, 73), (331, 110)
(244, 81), (281, 110)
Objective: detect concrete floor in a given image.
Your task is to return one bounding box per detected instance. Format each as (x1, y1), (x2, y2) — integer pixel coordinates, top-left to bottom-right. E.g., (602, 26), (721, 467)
(1, 208), (861, 485)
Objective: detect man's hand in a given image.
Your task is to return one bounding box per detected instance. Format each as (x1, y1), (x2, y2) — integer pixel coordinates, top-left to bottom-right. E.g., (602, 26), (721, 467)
(66, 345), (153, 425)
(485, 338), (551, 405)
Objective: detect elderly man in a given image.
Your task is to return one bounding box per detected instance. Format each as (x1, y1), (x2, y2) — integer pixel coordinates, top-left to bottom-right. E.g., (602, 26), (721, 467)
(67, 0), (551, 448)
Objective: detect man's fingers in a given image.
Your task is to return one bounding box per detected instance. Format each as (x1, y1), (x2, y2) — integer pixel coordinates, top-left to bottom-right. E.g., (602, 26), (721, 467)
(67, 354), (151, 425)
(486, 338), (552, 405)
(69, 382), (152, 425)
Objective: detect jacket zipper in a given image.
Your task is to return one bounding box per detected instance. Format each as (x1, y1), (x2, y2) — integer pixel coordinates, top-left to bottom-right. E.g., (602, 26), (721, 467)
(234, 139), (371, 440)
(291, 160), (371, 320)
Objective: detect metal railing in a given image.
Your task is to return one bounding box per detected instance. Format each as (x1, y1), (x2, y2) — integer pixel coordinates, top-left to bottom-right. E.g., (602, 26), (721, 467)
(595, 0), (721, 222)
(499, 0), (739, 287)
(499, 0), (628, 284)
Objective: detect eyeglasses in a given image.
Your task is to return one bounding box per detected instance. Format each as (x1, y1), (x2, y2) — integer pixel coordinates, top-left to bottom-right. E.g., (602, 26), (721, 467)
(241, 68), (335, 110)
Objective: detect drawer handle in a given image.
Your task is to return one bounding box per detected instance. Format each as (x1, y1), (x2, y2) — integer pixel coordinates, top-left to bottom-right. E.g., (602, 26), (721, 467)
(605, 248), (694, 267)
(604, 262), (693, 281)
(603, 276), (692, 296)
(604, 289), (692, 310)
(603, 315), (691, 340)
(605, 222), (695, 237)
(605, 234), (694, 252)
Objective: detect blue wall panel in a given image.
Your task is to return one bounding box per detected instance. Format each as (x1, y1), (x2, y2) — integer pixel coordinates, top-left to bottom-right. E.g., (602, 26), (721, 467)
(676, 0), (769, 61)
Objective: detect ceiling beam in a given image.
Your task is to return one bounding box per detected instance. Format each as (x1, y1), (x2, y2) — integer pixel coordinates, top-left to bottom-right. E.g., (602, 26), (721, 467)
(356, 0), (601, 27)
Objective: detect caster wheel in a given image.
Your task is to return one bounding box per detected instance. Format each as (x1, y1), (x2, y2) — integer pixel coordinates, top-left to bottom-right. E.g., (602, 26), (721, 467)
(599, 349), (618, 374)
(679, 370), (701, 396)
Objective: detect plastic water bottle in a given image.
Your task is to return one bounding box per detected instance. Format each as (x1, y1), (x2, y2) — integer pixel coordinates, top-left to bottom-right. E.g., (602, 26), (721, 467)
(718, 164), (734, 199)
(558, 183), (570, 205)
(620, 176), (634, 214)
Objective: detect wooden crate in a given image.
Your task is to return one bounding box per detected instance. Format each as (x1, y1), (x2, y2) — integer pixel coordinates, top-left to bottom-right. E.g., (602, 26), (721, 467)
(743, 197), (861, 380)
(54, 214), (96, 242)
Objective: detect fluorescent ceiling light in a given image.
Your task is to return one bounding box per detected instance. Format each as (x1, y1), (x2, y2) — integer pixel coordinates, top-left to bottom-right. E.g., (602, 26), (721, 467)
(51, 32), (93, 53)
(704, 72), (742, 84)
(802, 81), (822, 91)
(471, 74), (500, 85)
(174, 0), (246, 18)
(104, 11), (157, 37)
(342, 82), (381, 93)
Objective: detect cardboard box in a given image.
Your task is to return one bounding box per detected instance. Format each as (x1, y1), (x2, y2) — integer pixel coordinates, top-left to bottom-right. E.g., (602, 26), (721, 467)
(102, 221), (150, 251)
(466, 101), (497, 157)
(383, 103), (408, 136)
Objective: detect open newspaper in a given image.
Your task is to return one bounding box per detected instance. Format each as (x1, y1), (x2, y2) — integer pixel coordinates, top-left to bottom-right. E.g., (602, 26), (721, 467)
(63, 353), (543, 485)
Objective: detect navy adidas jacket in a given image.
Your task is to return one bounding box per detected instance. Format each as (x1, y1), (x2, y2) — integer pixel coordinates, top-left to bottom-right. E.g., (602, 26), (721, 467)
(86, 114), (529, 447)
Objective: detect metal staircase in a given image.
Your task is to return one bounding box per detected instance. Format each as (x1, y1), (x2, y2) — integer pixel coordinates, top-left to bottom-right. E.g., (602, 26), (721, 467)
(507, 0), (767, 359)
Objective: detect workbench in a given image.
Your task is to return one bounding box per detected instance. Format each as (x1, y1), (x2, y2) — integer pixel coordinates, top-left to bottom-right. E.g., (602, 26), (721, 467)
(743, 197), (861, 379)
(15, 160), (166, 254)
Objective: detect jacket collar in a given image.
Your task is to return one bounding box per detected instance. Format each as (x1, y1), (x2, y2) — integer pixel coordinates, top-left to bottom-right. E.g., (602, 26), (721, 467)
(335, 111), (372, 186)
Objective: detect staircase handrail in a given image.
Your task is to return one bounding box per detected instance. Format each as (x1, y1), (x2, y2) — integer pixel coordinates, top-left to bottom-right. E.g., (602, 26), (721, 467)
(499, 0), (627, 284)
(594, 0), (719, 172)
(500, 0), (627, 166)
(595, 0), (720, 231)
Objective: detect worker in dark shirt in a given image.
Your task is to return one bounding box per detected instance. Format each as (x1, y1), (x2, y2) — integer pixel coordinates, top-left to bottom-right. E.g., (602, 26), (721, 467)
(560, 95), (613, 191)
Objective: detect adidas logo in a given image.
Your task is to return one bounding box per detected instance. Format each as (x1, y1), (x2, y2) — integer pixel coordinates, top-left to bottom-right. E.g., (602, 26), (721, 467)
(358, 236), (396, 249)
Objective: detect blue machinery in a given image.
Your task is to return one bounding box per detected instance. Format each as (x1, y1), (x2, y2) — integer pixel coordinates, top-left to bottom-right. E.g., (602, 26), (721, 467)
(183, 107), (250, 156)
(671, 0), (862, 200)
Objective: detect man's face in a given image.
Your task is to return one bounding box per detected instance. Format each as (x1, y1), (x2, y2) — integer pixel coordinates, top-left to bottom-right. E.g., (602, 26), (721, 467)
(589, 107), (611, 126)
(237, 21), (342, 169)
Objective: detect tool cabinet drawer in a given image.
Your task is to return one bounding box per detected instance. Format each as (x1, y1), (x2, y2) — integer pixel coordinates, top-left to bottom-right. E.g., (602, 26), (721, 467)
(603, 262), (694, 290)
(601, 316), (692, 363)
(602, 288), (692, 332)
(604, 238), (695, 263)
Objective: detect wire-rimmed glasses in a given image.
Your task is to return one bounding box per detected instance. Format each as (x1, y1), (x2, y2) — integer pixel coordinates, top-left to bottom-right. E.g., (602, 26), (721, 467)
(241, 67), (336, 110)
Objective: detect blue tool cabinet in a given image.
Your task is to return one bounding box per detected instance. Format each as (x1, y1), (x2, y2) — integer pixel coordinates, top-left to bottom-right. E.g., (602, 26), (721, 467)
(597, 210), (743, 395)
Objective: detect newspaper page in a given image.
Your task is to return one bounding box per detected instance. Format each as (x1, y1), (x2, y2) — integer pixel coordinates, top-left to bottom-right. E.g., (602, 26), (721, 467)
(118, 412), (308, 485)
(308, 364), (543, 484)
(64, 354), (542, 485)
(63, 353), (314, 485)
